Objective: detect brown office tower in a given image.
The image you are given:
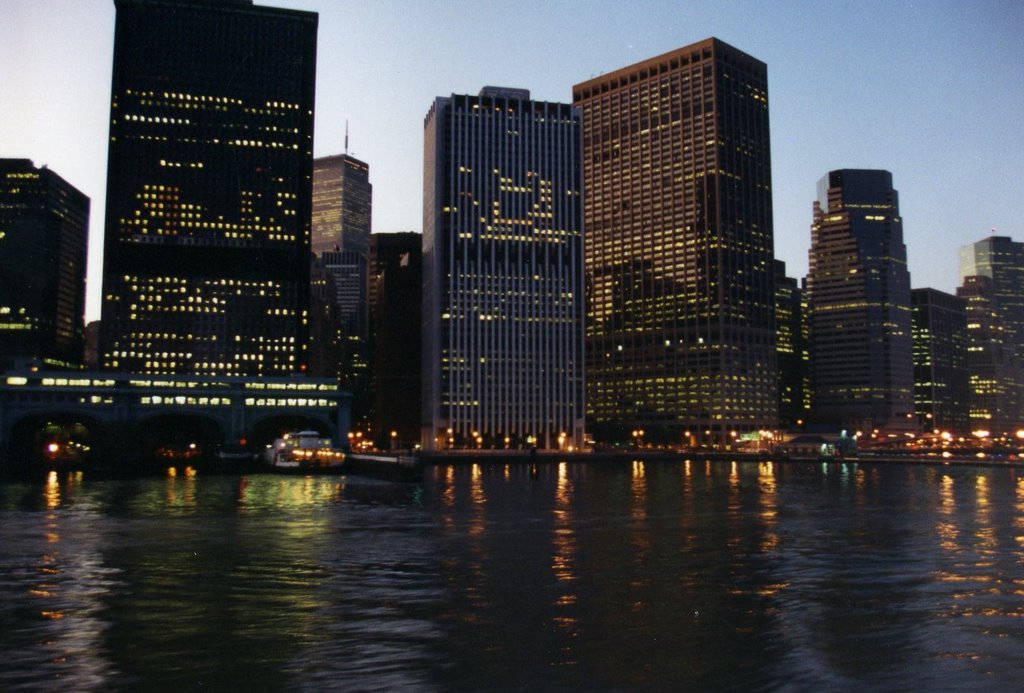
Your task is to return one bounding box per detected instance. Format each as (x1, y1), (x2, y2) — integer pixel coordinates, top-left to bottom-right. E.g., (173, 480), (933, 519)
(573, 38), (776, 448)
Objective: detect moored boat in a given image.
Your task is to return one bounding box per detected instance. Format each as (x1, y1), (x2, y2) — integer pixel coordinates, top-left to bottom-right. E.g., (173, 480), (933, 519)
(264, 430), (345, 472)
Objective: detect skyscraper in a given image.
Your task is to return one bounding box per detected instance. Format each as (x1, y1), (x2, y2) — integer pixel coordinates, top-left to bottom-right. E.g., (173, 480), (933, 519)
(958, 236), (1024, 434)
(369, 232), (422, 447)
(311, 153), (372, 257)
(957, 272), (1022, 434)
(775, 261), (809, 430)
(911, 288), (970, 434)
(99, 0), (318, 376)
(422, 87), (584, 451)
(807, 169), (914, 432)
(959, 236), (1024, 362)
(0, 159), (89, 371)
(573, 38), (776, 447)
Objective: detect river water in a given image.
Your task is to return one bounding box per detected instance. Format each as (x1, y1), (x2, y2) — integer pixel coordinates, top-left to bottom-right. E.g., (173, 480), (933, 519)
(1, 460), (1022, 690)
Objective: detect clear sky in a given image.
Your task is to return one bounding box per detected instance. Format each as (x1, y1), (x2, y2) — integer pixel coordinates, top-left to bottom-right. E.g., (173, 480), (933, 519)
(3, 0), (1022, 322)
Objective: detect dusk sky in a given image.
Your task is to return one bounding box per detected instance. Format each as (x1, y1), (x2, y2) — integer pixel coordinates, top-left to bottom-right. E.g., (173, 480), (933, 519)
(2, 0), (1022, 322)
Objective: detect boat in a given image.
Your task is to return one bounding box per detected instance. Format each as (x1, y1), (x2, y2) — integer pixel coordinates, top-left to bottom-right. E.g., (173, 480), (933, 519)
(264, 430), (346, 472)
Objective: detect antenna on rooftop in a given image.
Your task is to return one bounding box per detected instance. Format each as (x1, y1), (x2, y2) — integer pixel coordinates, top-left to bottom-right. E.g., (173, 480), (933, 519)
(344, 119), (349, 155)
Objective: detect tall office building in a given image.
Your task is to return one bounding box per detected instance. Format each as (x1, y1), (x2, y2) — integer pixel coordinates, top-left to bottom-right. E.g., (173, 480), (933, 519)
(911, 288), (970, 434)
(775, 261), (809, 430)
(320, 249), (371, 429)
(959, 236), (1024, 360)
(0, 160), (89, 371)
(958, 236), (1024, 432)
(957, 275), (1022, 433)
(311, 153), (372, 257)
(423, 87), (584, 451)
(369, 232), (422, 447)
(573, 38), (776, 447)
(307, 253), (340, 378)
(806, 169), (914, 432)
(99, 0), (318, 376)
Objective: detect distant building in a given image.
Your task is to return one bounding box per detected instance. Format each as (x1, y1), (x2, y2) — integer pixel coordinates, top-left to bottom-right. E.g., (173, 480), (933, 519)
(99, 0), (318, 376)
(957, 275), (1022, 434)
(84, 321), (101, 371)
(959, 236), (1024, 361)
(422, 87), (585, 451)
(307, 254), (340, 378)
(369, 232), (422, 447)
(311, 152), (373, 422)
(911, 288), (970, 434)
(0, 159), (89, 371)
(573, 38), (777, 448)
(320, 249), (370, 428)
(806, 169), (914, 433)
(957, 236), (1024, 434)
(312, 153), (372, 257)
(775, 261), (809, 430)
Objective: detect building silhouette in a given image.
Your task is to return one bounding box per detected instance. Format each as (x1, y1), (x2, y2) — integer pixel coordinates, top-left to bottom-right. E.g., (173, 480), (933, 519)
(775, 261), (809, 430)
(573, 38), (777, 447)
(911, 288), (970, 434)
(369, 232), (422, 448)
(98, 0), (318, 376)
(0, 159), (89, 371)
(422, 87), (585, 451)
(807, 169), (914, 433)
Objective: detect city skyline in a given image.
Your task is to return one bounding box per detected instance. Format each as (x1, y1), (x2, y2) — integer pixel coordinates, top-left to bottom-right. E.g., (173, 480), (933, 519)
(2, 0), (1023, 322)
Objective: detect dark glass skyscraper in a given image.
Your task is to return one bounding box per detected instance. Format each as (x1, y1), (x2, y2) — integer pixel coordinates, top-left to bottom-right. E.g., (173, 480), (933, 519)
(0, 160), (89, 371)
(99, 0), (317, 376)
(911, 288), (970, 434)
(573, 38), (776, 447)
(423, 88), (585, 451)
(807, 169), (914, 432)
(775, 261), (809, 430)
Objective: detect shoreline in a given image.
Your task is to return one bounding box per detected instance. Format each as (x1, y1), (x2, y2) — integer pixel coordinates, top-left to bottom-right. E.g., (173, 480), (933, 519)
(2, 448), (1022, 481)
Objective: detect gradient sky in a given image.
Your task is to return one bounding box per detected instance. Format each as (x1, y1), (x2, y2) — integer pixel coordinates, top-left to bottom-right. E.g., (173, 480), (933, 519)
(3, 0), (1022, 322)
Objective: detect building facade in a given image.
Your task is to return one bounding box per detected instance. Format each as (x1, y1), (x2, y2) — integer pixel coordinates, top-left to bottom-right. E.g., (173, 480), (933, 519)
(957, 275), (1022, 434)
(959, 236), (1024, 361)
(0, 160), (89, 371)
(911, 288), (970, 434)
(573, 38), (777, 447)
(775, 261), (809, 430)
(311, 154), (371, 257)
(807, 169), (914, 432)
(422, 88), (585, 451)
(958, 236), (1024, 434)
(99, 0), (318, 376)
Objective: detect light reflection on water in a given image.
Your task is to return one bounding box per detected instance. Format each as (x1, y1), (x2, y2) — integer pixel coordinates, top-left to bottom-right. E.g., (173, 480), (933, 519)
(1, 462), (1023, 689)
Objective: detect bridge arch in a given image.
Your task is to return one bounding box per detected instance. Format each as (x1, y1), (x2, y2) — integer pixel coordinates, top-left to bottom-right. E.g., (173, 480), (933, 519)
(6, 410), (105, 471)
(132, 411), (227, 462)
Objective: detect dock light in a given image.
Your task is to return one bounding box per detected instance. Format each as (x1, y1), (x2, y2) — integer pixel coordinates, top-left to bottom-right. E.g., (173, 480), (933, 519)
(47, 442), (60, 454)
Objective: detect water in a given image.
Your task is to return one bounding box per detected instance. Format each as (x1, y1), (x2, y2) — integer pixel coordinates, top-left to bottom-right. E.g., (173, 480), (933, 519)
(1, 460), (1023, 690)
